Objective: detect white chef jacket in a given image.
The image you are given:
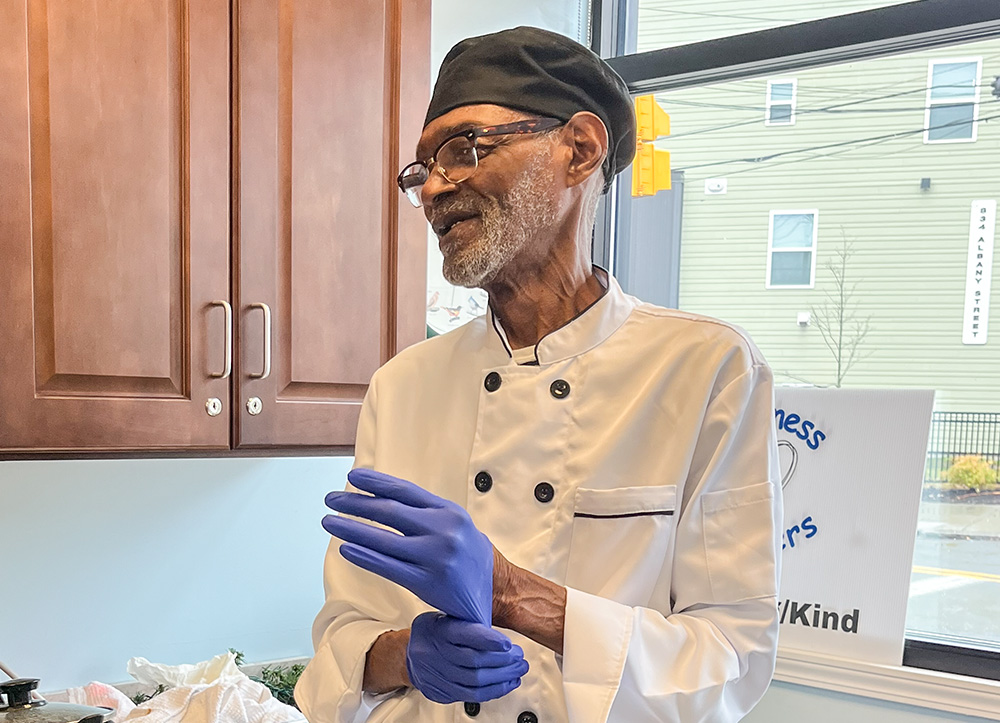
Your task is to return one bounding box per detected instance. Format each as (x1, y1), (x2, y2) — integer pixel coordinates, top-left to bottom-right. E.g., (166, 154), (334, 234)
(296, 270), (782, 723)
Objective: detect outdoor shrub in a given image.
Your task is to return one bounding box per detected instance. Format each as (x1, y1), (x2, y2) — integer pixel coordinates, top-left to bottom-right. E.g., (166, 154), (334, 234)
(942, 455), (999, 491)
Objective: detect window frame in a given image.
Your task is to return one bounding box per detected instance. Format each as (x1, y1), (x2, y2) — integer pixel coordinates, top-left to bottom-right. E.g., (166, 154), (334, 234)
(923, 56), (983, 144)
(594, 0), (1000, 689)
(765, 78), (798, 126)
(766, 210), (818, 289)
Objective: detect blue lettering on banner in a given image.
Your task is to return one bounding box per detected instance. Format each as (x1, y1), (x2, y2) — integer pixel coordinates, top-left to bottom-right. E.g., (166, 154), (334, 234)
(774, 408), (826, 450)
(783, 514), (820, 550)
(775, 408), (826, 551)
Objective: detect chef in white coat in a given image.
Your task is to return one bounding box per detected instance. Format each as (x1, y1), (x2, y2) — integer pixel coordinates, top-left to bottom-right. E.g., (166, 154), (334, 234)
(295, 26), (782, 723)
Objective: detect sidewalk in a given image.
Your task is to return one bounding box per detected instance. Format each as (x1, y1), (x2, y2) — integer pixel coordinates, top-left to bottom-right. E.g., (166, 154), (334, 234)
(917, 501), (1000, 541)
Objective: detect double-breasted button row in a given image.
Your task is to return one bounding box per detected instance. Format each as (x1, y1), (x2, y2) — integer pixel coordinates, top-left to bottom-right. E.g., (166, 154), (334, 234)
(482, 372), (570, 400)
(464, 704), (536, 721)
(473, 472), (555, 504)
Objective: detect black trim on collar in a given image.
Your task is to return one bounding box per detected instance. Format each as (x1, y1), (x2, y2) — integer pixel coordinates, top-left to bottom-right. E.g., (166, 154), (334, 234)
(489, 266), (612, 365)
(490, 310), (513, 358)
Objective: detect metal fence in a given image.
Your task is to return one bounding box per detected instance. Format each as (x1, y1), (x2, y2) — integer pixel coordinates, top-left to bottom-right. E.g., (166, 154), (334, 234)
(924, 412), (1000, 484)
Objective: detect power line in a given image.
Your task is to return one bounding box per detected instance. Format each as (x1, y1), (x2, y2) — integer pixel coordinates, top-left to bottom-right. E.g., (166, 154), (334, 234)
(675, 111), (1000, 173)
(685, 51), (1000, 107)
(663, 87), (999, 140)
(719, 129), (919, 178)
(664, 82), (995, 114)
(637, 6), (797, 24)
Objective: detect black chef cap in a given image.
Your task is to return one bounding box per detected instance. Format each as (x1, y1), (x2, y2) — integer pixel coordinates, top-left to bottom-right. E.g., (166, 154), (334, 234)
(424, 26), (636, 187)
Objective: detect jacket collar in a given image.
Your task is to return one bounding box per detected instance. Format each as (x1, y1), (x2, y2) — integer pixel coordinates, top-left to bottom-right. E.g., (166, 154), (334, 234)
(486, 268), (635, 365)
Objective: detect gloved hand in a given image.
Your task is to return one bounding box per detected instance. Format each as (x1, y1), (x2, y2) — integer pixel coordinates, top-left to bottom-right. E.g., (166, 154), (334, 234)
(322, 467), (495, 625)
(407, 612), (528, 704)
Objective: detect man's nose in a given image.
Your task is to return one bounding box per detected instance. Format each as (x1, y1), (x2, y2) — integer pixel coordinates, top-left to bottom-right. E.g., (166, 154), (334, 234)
(421, 166), (458, 208)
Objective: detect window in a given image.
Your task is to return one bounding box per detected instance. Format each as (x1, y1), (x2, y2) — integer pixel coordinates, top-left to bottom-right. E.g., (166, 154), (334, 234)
(766, 79), (797, 125)
(600, 0), (1000, 691)
(767, 211), (817, 287)
(924, 58), (982, 143)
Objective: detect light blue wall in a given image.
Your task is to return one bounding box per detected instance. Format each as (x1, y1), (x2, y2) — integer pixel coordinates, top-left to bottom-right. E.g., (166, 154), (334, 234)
(745, 681), (990, 722)
(0, 456), (352, 691)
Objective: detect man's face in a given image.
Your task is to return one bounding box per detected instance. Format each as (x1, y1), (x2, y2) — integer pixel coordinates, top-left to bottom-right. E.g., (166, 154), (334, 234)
(415, 105), (563, 289)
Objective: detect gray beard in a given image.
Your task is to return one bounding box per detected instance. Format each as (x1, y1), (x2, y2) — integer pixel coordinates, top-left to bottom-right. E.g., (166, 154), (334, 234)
(441, 154), (558, 289)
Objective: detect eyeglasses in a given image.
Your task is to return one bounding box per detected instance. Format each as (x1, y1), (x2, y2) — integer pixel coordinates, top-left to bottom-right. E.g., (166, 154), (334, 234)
(397, 118), (564, 208)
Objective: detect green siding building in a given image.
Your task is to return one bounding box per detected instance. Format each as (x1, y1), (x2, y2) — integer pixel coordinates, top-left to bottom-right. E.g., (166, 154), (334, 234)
(636, 4), (1000, 411)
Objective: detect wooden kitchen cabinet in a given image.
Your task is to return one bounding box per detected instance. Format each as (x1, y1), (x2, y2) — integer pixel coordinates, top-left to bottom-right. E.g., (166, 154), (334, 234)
(235, 0), (429, 448)
(0, 0), (233, 452)
(0, 0), (429, 455)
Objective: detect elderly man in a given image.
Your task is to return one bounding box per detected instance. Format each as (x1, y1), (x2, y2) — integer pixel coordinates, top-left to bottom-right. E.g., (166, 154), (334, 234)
(295, 26), (781, 723)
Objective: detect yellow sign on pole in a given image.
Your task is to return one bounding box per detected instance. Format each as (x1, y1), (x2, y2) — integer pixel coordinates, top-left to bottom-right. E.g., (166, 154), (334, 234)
(631, 95), (672, 197)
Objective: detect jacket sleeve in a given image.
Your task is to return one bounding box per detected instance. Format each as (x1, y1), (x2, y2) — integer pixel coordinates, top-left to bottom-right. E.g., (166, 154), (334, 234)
(294, 374), (411, 723)
(561, 361), (783, 723)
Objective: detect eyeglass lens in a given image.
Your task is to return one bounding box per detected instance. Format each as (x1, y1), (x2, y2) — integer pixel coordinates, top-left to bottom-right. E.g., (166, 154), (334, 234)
(437, 136), (478, 183)
(399, 165), (427, 207)
(401, 135), (480, 207)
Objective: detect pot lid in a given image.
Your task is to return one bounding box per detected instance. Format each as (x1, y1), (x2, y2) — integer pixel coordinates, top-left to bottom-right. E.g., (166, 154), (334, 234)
(0, 679), (111, 723)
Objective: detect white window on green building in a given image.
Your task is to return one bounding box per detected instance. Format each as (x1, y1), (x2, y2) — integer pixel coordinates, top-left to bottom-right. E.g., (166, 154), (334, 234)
(924, 58), (982, 143)
(767, 210), (818, 289)
(765, 78), (797, 125)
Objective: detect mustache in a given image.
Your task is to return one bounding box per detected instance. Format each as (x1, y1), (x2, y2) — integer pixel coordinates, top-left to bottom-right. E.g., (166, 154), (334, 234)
(428, 195), (495, 226)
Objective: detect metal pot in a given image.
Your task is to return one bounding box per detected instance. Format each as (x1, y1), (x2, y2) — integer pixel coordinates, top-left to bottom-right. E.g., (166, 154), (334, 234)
(0, 679), (113, 723)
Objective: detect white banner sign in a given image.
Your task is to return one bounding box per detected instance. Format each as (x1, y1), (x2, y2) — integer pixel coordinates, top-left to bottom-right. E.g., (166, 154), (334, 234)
(774, 387), (934, 665)
(962, 199), (996, 345)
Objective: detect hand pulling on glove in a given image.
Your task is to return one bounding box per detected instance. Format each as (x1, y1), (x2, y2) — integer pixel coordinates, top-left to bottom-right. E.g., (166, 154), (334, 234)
(407, 612), (528, 704)
(322, 467), (495, 626)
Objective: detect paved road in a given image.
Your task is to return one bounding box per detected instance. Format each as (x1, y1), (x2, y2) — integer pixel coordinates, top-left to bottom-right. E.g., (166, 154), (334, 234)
(907, 536), (1000, 647)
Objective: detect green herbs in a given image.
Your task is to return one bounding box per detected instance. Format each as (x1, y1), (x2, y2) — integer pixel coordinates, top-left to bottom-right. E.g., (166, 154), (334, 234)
(129, 684), (168, 706)
(252, 663), (305, 709)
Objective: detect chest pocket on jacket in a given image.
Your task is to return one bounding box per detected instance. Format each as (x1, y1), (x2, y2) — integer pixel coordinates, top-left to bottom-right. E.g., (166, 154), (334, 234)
(564, 485), (677, 606)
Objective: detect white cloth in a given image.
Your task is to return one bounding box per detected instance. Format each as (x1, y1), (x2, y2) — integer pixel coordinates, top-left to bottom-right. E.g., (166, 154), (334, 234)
(121, 676), (305, 723)
(122, 652), (305, 723)
(128, 653), (244, 688)
(295, 271), (782, 723)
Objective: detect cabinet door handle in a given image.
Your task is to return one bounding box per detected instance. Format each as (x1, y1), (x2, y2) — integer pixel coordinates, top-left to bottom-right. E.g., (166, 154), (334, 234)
(249, 302), (272, 380)
(209, 300), (233, 379)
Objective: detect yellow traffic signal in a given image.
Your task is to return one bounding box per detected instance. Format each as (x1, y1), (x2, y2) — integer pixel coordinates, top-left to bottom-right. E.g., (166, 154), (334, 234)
(631, 144), (671, 197)
(632, 95), (671, 197)
(635, 94), (670, 142)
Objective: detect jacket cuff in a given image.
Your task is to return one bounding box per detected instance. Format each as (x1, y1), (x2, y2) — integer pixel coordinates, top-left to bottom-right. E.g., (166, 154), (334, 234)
(295, 620), (398, 723)
(561, 587), (635, 722)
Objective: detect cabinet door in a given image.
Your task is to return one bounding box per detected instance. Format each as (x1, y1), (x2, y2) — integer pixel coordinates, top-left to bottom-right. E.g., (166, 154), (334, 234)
(0, 0), (231, 453)
(236, 0), (430, 448)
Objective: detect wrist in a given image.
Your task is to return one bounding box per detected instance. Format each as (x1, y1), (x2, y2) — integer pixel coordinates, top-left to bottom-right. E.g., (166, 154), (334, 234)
(492, 546), (517, 629)
(492, 547), (567, 655)
(363, 628), (411, 695)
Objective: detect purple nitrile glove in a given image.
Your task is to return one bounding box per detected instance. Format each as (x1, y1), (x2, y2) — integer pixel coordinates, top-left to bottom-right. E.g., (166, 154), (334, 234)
(322, 468), (495, 626)
(406, 612), (528, 704)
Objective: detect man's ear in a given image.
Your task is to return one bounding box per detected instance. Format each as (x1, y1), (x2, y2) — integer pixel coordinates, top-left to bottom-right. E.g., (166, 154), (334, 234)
(563, 112), (609, 189)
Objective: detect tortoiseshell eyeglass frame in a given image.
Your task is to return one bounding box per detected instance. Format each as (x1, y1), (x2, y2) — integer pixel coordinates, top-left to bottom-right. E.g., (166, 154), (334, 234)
(397, 117), (565, 207)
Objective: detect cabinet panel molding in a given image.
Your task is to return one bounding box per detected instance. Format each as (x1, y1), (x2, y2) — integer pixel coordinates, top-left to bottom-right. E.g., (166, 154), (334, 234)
(0, 0), (231, 452)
